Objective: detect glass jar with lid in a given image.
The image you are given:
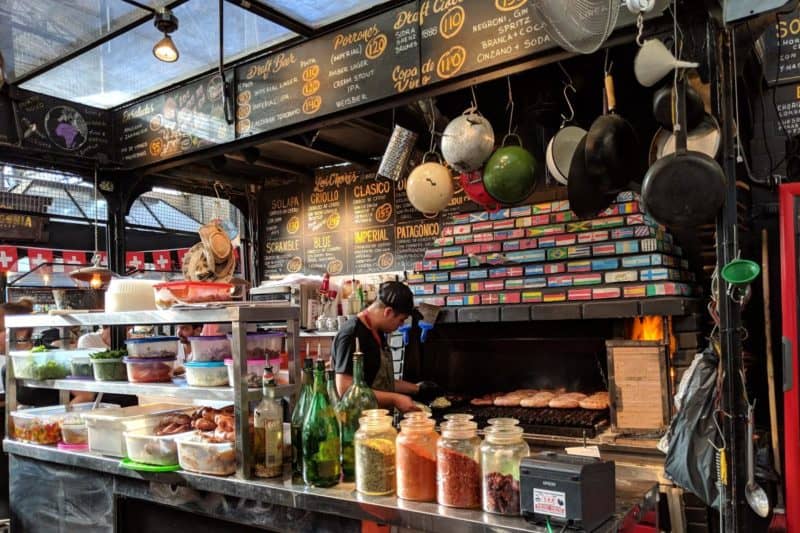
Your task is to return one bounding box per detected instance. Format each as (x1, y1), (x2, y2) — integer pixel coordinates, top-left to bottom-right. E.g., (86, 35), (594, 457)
(480, 425), (529, 515)
(436, 420), (481, 508)
(443, 413), (474, 423)
(354, 409), (396, 495)
(396, 413), (438, 501)
(486, 417), (519, 428)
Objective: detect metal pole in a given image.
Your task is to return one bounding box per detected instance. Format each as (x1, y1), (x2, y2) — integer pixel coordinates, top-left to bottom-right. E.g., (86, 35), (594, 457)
(711, 22), (750, 532)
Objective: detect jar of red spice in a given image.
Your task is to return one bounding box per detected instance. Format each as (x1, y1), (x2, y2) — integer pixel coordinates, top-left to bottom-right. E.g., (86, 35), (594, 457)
(480, 425), (529, 515)
(396, 413), (438, 501)
(436, 420), (481, 508)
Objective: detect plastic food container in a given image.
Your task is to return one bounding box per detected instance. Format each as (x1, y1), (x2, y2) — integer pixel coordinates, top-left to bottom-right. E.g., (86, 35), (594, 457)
(83, 403), (193, 457)
(123, 356), (175, 383)
(125, 336), (179, 359)
(91, 358), (127, 381)
(224, 358), (268, 388)
(70, 356), (93, 379)
(10, 350), (71, 380)
(11, 403), (117, 445)
(123, 431), (192, 466)
(227, 332), (284, 359)
(185, 361), (229, 387)
(187, 335), (230, 362)
(153, 281), (233, 309)
(60, 419), (88, 445)
(105, 278), (158, 312)
(176, 433), (236, 475)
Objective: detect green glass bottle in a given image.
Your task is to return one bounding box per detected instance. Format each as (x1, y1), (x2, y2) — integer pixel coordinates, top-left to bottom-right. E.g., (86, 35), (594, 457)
(290, 358), (314, 476)
(302, 359), (342, 487)
(326, 369), (340, 407)
(337, 338), (378, 482)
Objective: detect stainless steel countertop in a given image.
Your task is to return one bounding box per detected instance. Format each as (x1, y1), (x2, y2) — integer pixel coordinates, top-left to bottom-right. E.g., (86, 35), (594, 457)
(4, 439), (658, 533)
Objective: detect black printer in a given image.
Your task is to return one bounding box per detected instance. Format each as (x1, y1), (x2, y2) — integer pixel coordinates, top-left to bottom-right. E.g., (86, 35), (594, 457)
(520, 452), (616, 531)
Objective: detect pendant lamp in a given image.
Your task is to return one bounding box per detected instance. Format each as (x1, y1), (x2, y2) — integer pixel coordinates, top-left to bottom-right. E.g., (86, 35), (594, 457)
(70, 168), (115, 289)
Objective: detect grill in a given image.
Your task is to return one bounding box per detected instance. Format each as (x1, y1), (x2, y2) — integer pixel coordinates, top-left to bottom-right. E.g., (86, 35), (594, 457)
(433, 405), (610, 438)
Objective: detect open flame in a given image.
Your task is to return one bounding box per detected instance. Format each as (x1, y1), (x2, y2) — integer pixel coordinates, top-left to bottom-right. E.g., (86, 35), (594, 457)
(630, 316), (665, 341)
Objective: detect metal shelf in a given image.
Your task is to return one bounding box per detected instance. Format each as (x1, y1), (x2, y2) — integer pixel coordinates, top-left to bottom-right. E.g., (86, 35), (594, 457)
(299, 331), (338, 338)
(4, 304), (300, 329)
(17, 379), (296, 402)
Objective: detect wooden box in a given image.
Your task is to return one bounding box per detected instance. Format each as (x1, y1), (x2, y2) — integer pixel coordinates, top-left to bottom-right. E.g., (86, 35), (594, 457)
(606, 340), (670, 432)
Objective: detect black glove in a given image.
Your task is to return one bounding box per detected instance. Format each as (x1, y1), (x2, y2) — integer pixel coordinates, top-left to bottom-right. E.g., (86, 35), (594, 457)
(414, 381), (442, 404)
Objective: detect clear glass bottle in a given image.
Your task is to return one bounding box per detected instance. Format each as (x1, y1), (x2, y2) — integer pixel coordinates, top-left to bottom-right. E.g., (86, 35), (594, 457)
(302, 359), (341, 487)
(337, 345), (378, 482)
(480, 425), (529, 515)
(254, 367), (283, 478)
(325, 369), (340, 406)
(354, 409), (396, 495)
(436, 420), (482, 508)
(290, 358), (314, 476)
(396, 414), (438, 501)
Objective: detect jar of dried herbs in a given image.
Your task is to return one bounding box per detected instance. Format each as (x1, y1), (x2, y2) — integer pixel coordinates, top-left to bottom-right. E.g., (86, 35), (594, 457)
(354, 409), (396, 495)
(436, 420), (481, 508)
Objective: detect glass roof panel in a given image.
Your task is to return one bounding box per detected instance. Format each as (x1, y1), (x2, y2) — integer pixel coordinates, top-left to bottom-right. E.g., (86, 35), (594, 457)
(261, 0), (387, 28)
(1, 0), (169, 81)
(18, 0), (296, 108)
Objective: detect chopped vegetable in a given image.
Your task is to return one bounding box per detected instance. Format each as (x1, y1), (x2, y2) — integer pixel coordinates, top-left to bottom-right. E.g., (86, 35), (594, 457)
(89, 349), (127, 360)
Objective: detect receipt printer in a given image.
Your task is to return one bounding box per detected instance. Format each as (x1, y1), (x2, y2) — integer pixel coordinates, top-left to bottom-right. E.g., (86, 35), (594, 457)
(520, 452), (615, 531)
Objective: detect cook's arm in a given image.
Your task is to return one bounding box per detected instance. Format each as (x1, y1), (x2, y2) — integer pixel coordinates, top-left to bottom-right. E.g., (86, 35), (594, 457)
(335, 373), (418, 413)
(393, 379), (420, 395)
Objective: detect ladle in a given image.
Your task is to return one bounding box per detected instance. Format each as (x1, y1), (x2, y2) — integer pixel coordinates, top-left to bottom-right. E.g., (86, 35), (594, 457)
(746, 402), (770, 518)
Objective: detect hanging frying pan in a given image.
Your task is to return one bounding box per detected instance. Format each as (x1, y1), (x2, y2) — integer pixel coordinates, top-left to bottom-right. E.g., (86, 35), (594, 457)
(585, 73), (641, 190)
(459, 170), (500, 211)
(641, 77), (726, 227)
(648, 113), (721, 165)
(652, 83), (704, 131)
(567, 134), (615, 218)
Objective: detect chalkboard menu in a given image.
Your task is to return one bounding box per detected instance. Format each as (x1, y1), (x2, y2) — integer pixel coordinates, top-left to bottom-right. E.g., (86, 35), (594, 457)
(759, 7), (800, 86)
(262, 168), (476, 276)
(117, 72), (234, 165)
(236, 0), (553, 140)
(14, 89), (111, 158)
(771, 82), (800, 136)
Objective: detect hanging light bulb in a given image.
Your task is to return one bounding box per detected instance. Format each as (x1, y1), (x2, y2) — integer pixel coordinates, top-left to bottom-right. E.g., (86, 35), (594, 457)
(90, 272), (103, 289)
(69, 167), (115, 289)
(153, 34), (179, 62)
(152, 8), (179, 63)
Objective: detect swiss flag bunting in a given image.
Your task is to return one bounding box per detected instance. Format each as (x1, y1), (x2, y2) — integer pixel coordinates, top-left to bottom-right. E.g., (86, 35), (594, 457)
(152, 250), (172, 272)
(177, 248), (190, 269)
(125, 251), (145, 271)
(27, 248), (53, 268)
(0, 246), (18, 272)
(63, 251), (88, 265)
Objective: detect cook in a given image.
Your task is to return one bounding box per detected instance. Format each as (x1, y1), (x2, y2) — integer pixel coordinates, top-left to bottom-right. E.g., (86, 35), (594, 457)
(332, 281), (438, 413)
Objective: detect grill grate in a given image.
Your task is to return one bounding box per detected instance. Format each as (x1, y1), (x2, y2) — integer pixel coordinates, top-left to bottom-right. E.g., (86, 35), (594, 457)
(434, 405), (609, 438)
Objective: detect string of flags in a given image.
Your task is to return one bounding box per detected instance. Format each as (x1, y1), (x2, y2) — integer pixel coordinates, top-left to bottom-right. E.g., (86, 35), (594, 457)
(0, 246), (197, 273)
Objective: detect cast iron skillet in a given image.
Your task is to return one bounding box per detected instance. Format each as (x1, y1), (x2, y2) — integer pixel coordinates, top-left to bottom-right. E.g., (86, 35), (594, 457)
(585, 74), (641, 191)
(641, 77), (726, 228)
(567, 134), (615, 219)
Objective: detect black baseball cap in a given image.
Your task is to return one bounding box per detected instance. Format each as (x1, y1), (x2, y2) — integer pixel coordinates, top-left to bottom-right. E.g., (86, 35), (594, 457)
(378, 281), (415, 316)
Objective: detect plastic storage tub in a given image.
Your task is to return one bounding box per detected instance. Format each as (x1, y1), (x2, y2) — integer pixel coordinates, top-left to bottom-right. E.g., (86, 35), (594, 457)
(123, 431), (192, 466)
(123, 356), (175, 383)
(176, 433), (236, 475)
(10, 350), (71, 380)
(11, 403), (117, 445)
(83, 403), (193, 457)
(187, 335), (230, 362)
(227, 332), (284, 359)
(91, 358), (127, 381)
(60, 418), (88, 445)
(185, 361), (228, 387)
(70, 356), (93, 379)
(124, 337), (179, 359)
(224, 358), (269, 388)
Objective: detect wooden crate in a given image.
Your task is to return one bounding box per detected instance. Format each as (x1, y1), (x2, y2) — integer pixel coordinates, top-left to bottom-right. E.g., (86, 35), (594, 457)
(606, 340), (670, 432)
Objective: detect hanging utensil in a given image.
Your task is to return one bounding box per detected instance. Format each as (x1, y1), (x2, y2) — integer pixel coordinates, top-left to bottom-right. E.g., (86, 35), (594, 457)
(459, 170), (500, 212)
(567, 134), (615, 218)
(653, 83), (704, 131)
(546, 77), (586, 185)
(482, 134), (537, 205)
(441, 93), (495, 174)
(641, 75), (725, 227)
(745, 402), (771, 518)
(585, 58), (641, 191)
(634, 39), (699, 87)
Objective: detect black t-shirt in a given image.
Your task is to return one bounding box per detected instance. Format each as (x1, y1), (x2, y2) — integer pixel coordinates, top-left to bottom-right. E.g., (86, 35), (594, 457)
(332, 316), (385, 386)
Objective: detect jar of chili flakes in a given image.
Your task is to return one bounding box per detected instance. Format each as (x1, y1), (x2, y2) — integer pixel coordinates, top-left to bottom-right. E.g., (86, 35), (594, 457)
(436, 420), (481, 508)
(396, 412), (438, 501)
